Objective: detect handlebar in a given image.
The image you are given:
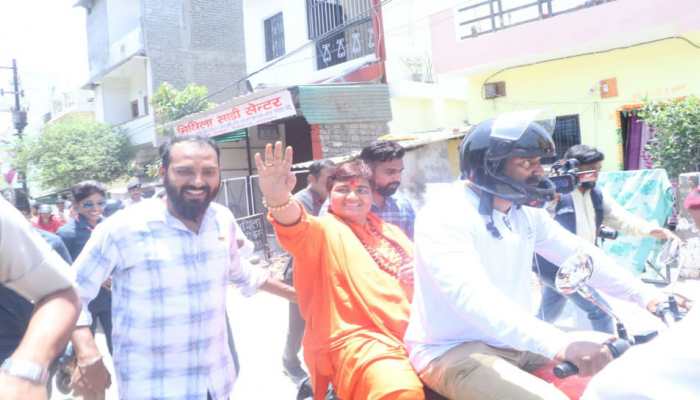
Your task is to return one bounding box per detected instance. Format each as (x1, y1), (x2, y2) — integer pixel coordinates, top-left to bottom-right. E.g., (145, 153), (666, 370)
(553, 338), (631, 378)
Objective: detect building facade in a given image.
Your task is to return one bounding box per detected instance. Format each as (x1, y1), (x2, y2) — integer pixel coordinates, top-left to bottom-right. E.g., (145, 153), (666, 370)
(77, 0), (248, 161)
(426, 0), (700, 170)
(242, 0), (469, 140)
(238, 0), (395, 159)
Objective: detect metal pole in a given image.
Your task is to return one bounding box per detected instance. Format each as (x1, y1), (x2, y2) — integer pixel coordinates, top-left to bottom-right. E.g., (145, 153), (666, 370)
(10, 59), (29, 196)
(12, 60), (21, 120)
(244, 128), (254, 215)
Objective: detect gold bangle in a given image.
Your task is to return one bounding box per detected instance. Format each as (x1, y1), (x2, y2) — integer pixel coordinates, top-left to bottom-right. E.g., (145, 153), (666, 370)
(263, 195), (294, 211)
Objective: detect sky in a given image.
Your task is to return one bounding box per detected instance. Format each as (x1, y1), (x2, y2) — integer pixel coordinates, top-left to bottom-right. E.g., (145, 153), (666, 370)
(0, 0), (88, 138)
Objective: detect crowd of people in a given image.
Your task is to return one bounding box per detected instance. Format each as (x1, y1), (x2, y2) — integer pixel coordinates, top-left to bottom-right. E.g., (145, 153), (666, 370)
(0, 111), (698, 400)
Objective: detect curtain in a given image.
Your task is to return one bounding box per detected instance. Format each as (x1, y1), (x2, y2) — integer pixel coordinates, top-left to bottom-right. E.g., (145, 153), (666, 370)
(624, 114), (644, 170)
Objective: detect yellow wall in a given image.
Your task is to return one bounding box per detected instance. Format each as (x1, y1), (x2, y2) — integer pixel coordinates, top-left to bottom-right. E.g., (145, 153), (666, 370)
(390, 96), (469, 134)
(390, 97), (437, 134)
(464, 34), (700, 170)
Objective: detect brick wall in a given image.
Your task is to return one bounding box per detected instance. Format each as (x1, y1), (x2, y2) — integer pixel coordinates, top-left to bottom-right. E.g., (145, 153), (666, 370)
(141, 0), (247, 103)
(318, 121), (389, 158)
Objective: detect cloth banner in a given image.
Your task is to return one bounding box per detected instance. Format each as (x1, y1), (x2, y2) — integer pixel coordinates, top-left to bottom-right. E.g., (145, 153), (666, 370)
(598, 169), (674, 275)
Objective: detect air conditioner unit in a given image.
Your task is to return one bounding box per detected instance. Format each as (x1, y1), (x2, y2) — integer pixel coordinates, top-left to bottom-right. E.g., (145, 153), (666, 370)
(484, 81), (506, 99)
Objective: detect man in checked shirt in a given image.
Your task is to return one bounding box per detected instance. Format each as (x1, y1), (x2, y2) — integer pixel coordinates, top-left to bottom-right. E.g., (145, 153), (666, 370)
(69, 135), (295, 400)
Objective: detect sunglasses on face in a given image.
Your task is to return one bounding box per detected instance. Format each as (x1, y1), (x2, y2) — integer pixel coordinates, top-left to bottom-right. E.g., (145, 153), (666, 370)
(81, 200), (106, 209)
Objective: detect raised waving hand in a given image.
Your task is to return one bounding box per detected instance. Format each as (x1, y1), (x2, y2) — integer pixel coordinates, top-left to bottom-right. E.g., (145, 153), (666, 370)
(255, 142), (301, 225)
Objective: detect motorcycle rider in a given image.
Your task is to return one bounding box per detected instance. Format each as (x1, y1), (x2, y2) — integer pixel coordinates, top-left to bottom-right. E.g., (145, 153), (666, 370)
(405, 111), (673, 400)
(537, 144), (677, 333)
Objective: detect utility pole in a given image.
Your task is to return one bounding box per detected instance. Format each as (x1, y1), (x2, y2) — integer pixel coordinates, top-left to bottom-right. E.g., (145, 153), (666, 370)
(1, 59), (29, 198)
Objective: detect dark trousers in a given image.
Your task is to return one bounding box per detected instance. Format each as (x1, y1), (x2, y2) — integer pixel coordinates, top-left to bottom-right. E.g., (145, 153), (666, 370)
(283, 301), (306, 368)
(283, 258), (305, 369)
(90, 309), (113, 355)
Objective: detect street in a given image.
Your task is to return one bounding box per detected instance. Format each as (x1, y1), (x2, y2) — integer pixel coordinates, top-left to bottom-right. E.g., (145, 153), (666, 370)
(50, 286), (298, 400)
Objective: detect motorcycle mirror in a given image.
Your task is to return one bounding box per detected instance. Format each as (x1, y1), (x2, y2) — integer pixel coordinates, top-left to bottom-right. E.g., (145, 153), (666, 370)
(555, 252), (594, 295)
(657, 238), (682, 284)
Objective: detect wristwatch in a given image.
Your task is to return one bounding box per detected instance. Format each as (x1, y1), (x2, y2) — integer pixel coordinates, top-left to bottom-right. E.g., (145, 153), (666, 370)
(0, 358), (49, 384)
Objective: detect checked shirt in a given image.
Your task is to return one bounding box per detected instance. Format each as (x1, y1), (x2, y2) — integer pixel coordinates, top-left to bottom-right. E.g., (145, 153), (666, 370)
(73, 199), (268, 400)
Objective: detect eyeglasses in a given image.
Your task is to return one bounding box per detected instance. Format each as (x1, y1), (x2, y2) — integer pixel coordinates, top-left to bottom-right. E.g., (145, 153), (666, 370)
(81, 200), (106, 209)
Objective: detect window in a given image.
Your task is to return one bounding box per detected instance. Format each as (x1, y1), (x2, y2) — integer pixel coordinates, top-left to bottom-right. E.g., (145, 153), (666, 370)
(143, 96), (149, 115)
(543, 114), (581, 163)
(264, 12), (285, 61)
(131, 100), (139, 119)
(305, 0), (375, 70)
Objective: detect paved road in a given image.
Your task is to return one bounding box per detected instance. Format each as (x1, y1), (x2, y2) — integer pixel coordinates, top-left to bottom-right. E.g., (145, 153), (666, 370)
(50, 287), (299, 399)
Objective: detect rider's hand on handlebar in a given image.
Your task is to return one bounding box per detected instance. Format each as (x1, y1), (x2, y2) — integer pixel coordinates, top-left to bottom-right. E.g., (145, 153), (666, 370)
(647, 293), (693, 314)
(555, 333), (615, 377)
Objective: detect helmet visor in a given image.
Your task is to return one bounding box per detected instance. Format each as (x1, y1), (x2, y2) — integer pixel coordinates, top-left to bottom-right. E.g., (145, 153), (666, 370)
(491, 109), (555, 142)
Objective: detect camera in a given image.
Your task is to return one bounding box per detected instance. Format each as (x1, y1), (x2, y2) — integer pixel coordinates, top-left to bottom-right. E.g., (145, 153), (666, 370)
(549, 158), (580, 194)
(598, 226), (618, 240)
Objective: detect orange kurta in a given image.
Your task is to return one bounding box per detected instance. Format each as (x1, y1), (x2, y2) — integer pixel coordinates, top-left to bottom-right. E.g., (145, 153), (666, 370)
(271, 209), (424, 400)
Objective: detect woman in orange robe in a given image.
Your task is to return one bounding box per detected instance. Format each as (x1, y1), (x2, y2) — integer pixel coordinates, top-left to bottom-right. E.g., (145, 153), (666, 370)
(256, 142), (424, 400)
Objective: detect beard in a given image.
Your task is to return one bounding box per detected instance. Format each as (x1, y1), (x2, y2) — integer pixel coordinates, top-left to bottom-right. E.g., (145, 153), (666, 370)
(375, 181), (400, 197)
(164, 173), (220, 222)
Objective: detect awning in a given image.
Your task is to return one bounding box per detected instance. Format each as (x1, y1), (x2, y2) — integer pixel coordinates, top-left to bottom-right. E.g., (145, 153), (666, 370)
(212, 129), (248, 143)
(158, 83), (392, 142)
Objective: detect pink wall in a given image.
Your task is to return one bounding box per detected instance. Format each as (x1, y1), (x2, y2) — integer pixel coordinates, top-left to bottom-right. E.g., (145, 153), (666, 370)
(430, 0), (700, 74)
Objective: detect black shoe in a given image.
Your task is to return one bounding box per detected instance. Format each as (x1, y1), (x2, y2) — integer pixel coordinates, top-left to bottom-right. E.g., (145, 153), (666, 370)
(296, 377), (313, 400)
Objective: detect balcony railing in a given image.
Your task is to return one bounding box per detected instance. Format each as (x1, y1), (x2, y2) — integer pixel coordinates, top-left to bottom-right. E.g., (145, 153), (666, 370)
(306, 0), (376, 70)
(456, 0), (617, 40)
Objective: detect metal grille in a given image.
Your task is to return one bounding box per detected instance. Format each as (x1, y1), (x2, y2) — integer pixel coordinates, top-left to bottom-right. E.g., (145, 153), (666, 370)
(306, 0), (372, 39)
(264, 12), (286, 61)
(306, 0), (376, 70)
(544, 114), (581, 163)
(456, 0), (617, 40)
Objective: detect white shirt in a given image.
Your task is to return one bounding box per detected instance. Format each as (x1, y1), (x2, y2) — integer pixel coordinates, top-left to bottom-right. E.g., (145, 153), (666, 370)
(73, 199), (268, 400)
(571, 189), (656, 244)
(405, 182), (660, 372)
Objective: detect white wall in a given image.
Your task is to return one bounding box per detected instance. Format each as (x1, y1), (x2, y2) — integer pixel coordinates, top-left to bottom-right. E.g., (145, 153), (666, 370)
(381, 0), (470, 134)
(243, 0), (315, 87)
(127, 59), (149, 117)
(101, 79), (131, 125)
(106, 0), (140, 44)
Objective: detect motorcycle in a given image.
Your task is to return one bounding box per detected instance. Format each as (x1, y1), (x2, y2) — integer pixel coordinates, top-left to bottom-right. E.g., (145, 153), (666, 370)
(530, 248), (688, 399)
(298, 241), (690, 400)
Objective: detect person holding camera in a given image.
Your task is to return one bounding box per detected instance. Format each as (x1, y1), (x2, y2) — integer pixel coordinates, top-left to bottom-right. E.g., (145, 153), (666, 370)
(536, 144), (677, 333)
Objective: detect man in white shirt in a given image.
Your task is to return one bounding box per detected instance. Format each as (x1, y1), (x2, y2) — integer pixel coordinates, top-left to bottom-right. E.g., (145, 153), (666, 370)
(536, 145), (676, 333)
(406, 112), (673, 400)
(123, 178), (143, 206)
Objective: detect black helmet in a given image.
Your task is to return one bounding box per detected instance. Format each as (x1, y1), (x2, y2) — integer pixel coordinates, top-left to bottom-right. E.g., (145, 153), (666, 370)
(460, 111), (557, 207)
